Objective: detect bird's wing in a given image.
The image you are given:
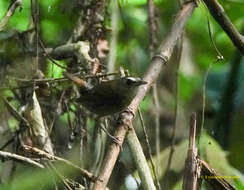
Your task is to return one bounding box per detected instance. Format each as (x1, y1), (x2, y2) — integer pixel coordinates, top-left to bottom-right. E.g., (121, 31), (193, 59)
(91, 80), (117, 97)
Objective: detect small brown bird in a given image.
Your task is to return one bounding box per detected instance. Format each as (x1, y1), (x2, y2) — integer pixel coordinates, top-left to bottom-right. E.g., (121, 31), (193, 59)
(77, 77), (147, 116)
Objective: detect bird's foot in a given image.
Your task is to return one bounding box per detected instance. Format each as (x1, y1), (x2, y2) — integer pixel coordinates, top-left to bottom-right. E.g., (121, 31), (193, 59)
(110, 136), (123, 150)
(124, 107), (135, 118)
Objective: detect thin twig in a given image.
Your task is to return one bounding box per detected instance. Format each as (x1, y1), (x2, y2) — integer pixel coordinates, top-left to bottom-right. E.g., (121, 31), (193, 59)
(206, 15), (224, 60)
(152, 84), (160, 178)
(199, 63), (212, 146)
(9, 72), (120, 83)
(108, 0), (119, 74)
(3, 98), (30, 127)
(48, 162), (73, 190)
(146, 1), (161, 189)
(9, 76), (68, 83)
(1, 98), (31, 150)
(0, 98), (33, 150)
(0, 135), (17, 150)
(199, 57), (223, 147)
(147, 0), (158, 57)
(198, 9), (224, 147)
(0, 150), (44, 168)
(31, 0), (39, 68)
(0, 0), (22, 31)
(0, 84), (38, 91)
(39, 39), (67, 69)
(0, 72), (120, 91)
(138, 109), (160, 190)
(164, 36), (183, 186)
(23, 145), (97, 182)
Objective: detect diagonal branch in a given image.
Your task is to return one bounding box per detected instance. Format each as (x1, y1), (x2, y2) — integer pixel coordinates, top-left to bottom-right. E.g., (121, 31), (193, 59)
(92, 2), (197, 190)
(23, 145), (97, 182)
(203, 0), (244, 53)
(0, 150), (44, 168)
(199, 159), (236, 190)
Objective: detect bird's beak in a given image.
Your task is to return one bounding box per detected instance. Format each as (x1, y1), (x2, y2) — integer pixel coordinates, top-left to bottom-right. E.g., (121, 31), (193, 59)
(136, 80), (147, 86)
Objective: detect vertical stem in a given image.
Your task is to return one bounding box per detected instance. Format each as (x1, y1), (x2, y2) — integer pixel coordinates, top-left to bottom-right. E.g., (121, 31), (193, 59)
(164, 35), (183, 188)
(108, 0), (119, 74)
(31, 0), (39, 68)
(183, 113), (199, 190)
(147, 0), (157, 57)
(146, 1), (161, 189)
(126, 128), (157, 190)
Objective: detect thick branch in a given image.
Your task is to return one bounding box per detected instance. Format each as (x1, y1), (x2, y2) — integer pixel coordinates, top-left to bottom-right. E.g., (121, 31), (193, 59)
(203, 0), (244, 54)
(92, 2), (197, 190)
(126, 128), (156, 190)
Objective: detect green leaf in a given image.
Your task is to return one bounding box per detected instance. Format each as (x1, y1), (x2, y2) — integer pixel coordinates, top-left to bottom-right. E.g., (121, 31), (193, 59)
(139, 95), (152, 112)
(200, 132), (244, 188)
(46, 60), (65, 78)
(40, 19), (61, 44)
(8, 0), (31, 31)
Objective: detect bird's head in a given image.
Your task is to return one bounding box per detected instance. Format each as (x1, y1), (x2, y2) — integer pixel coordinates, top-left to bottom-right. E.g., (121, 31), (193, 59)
(121, 77), (147, 87)
(112, 77), (147, 98)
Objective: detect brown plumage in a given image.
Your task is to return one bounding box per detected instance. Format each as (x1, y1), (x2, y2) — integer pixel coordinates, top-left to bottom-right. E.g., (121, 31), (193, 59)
(77, 77), (147, 116)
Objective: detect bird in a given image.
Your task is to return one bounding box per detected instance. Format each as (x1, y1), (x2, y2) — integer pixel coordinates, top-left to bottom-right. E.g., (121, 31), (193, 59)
(76, 76), (147, 116)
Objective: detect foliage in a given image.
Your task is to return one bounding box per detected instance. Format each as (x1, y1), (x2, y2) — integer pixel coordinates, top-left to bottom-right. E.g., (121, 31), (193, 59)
(0, 0), (244, 189)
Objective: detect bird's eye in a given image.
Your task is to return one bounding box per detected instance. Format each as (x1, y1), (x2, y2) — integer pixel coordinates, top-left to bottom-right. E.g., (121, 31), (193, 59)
(126, 78), (135, 85)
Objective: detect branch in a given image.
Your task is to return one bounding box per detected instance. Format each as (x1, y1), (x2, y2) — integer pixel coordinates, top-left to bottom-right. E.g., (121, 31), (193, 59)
(164, 36), (183, 185)
(146, 1), (161, 189)
(126, 128), (156, 190)
(23, 145), (97, 182)
(142, 0), (161, 189)
(147, 0), (158, 56)
(183, 113), (200, 190)
(138, 109), (159, 189)
(203, 0), (244, 53)
(0, 99), (30, 150)
(107, 0), (119, 73)
(0, 150), (44, 168)
(92, 2), (197, 190)
(50, 41), (95, 62)
(0, 0), (22, 31)
(199, 158), (236, 190)
(3, 98), (30, 127)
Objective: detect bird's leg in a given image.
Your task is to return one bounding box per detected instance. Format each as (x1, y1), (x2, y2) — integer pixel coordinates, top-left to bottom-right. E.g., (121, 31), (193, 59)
(117, 107), (135, 130)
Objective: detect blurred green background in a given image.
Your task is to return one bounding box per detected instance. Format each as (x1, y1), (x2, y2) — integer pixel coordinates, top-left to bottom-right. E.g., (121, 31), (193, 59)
(0, 0), (244, 189)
